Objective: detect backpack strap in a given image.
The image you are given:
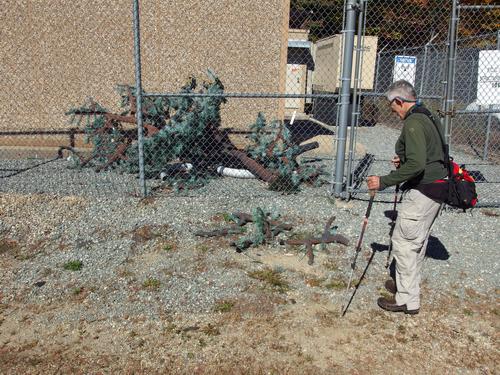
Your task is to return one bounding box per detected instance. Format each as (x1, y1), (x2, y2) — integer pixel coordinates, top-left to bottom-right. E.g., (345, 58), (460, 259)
(409, 105), (451, 177)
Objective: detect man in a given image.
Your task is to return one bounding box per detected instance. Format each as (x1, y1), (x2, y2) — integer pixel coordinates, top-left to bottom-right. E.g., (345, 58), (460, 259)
(367, 80), (447, 315)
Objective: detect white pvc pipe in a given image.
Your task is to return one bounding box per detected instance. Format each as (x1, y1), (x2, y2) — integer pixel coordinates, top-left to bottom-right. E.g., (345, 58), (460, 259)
(217, 166), (256, 179)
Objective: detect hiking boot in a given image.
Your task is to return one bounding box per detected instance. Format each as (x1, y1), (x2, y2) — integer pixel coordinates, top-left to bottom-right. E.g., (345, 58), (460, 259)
(384, 279), (396, 294)
(377, 297), (419, 315)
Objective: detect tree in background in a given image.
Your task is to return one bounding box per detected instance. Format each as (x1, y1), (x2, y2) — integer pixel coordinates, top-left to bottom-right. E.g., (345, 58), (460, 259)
(289, 0), (344, 42)
(290, 0), (498, 48)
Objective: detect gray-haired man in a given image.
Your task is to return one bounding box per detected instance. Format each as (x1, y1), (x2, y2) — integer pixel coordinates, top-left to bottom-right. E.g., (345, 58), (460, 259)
(367, 80), (447, 315)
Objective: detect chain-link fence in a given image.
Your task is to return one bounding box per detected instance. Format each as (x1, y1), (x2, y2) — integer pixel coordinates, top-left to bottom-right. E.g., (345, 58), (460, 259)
(0, 1), (140, 196)
(343, 0), (499, 207)
(340, 0), (450, 200)
(449, 3), (500, 206)
(0, 1), (499, 206)
(133, 0), (347, 198)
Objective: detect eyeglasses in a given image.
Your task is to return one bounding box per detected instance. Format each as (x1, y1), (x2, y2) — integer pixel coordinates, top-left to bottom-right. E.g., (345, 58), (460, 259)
(389, 97), (401, 106)
(388, 97), (403, 108)
(389, 96), (417, 106)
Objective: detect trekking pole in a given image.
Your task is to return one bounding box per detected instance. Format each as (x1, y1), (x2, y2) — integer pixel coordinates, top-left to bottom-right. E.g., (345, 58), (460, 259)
(385, 184), (400, 268)
(341, 189), (376, 316)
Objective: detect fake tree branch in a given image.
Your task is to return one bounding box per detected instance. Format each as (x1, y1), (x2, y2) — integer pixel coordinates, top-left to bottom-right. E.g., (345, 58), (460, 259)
(65, 71), (325, 192)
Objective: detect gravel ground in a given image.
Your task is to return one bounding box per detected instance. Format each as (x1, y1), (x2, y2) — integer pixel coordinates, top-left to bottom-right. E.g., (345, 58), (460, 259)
(0, 124), (498, 373)
(1, 124), (498, 314)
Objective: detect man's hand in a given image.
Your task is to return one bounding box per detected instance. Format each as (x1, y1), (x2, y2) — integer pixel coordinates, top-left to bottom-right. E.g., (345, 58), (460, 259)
(366, 175), (380, 191)
(391, 155), (401, 169)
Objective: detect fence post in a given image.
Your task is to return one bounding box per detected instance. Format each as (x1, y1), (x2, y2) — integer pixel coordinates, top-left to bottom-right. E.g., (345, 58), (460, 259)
(132, 0), (147, 197)
(345, 0), (366, 199)
(333, 0), (359, 197)
(443, 0), (459, 146)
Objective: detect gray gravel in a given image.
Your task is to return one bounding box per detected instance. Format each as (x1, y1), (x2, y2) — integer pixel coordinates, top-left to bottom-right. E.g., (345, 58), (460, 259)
(0, 124), (498, 327)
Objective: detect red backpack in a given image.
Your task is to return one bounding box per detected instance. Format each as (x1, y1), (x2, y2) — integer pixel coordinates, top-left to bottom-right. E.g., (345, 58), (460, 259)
(447, 159), (478, 209)
(413, 106), (478, 210)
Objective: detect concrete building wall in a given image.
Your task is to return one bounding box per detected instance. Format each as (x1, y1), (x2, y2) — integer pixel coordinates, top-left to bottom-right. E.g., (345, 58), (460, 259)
(0, 1), (290, 147)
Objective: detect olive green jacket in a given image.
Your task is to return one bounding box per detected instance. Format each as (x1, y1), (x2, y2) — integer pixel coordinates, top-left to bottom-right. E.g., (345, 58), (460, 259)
(379, 106), (448, 190)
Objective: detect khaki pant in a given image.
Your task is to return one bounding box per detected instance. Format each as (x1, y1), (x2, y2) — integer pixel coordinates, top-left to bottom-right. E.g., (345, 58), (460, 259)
(392, 189), (441, 310)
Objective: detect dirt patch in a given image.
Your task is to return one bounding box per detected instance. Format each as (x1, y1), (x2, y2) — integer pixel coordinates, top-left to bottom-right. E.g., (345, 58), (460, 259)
(0, 278), (498, 374)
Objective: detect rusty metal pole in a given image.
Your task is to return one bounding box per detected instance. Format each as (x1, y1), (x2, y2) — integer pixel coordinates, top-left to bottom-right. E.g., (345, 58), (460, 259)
(132, 0), (147, 197)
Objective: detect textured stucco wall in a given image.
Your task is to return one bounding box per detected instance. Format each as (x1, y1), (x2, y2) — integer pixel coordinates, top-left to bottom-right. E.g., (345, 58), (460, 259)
(0, 1), (290, 145)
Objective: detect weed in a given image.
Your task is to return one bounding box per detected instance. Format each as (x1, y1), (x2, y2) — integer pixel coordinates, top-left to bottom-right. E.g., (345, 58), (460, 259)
(138, 196), (156, 206)
(221, 259), (244, 270)
(303, 354), (314, 362)
(465, 288), (480, 299)
(63, 260), (83, 271)
(463, 308), (473, 316)
(72, 287), (84, 295)
(481, 209), (499, 217)
(211, 212), (235, 223)
(248, 268), (290, 293)
(324, 279), (347, 290)
(213, 300), (235, 313)
(39, 267), (53, 278)
(162, 269), (174, 277)
(201, 323), (220, 336)
(117, 268), (135, 278)
(322, 258), (339, 271)
(131, 224), (169, 244)
(289, 231), (316, 242)
(132, 225), (155, 242)
(221, 212), (235, 223)
(162, 243), (175, 252)
(305, 277), (324, 287)
(164, 323), (177, 334)
(196, 244), (210, 253)
(129, 330), (138, 338)
(186, 352), (195, 359)
(17, 253), (35, 261)
(378, 288), (394, 300)
(0, 239), (19, 255)
(143, 278), (161, 290)
(198, 338), (207, 348)
(315, 310), (340, 325)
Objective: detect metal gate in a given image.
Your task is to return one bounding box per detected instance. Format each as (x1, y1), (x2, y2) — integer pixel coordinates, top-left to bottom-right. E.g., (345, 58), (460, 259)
(340, 0), (499, 207)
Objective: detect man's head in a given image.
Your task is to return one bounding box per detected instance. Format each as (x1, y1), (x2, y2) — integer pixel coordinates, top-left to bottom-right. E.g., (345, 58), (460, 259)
(386, 80), (417, 119)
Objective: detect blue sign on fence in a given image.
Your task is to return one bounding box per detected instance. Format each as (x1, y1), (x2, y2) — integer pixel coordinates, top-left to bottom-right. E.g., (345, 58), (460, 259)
(393, 55), (417, 85)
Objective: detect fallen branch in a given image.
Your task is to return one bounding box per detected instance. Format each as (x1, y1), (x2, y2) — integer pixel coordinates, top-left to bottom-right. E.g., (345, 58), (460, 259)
(279, 216), (349, 265)
(194, 209), (293, 251)
(194, 227), (244, 237)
